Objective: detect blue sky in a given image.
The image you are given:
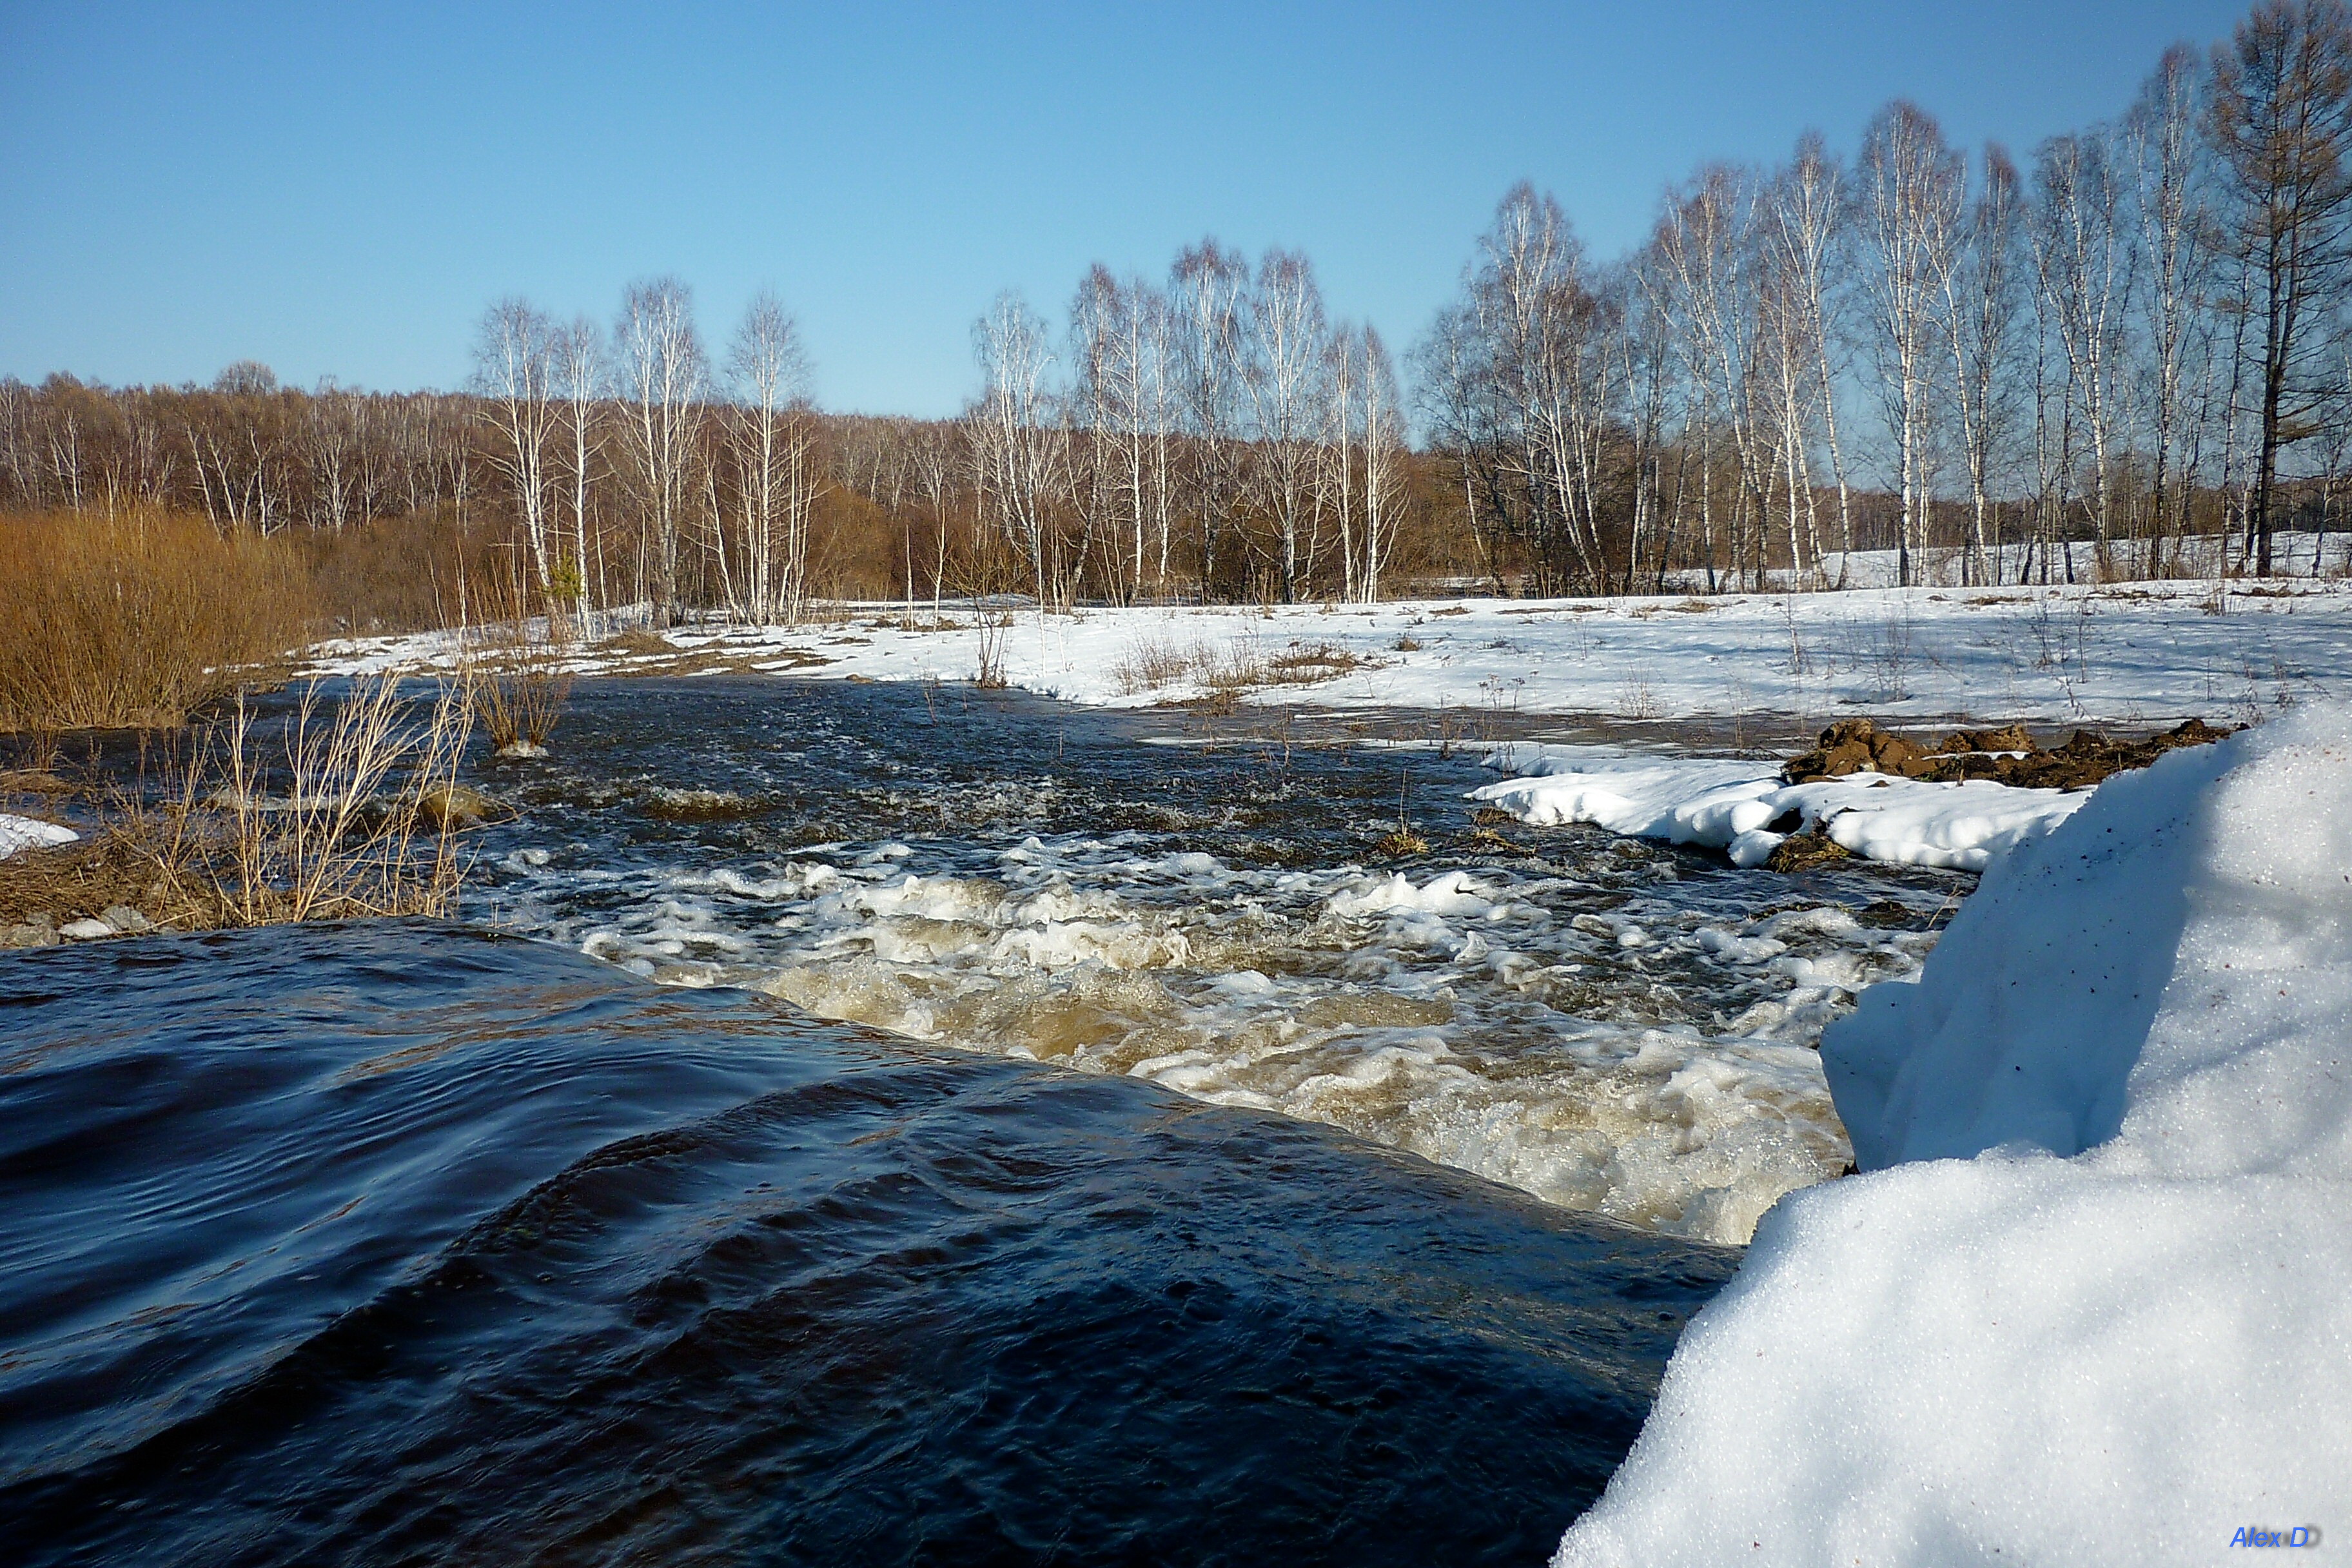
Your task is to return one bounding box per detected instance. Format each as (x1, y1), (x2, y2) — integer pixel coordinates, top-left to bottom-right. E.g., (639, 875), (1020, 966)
(1, 1), (2251, 416)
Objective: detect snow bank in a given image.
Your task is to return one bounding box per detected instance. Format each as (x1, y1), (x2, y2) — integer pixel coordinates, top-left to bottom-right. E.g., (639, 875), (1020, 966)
(0, 813), (76, 861)
(1554, 708), (2352, 1565)
(1474, 747), (2086, 872)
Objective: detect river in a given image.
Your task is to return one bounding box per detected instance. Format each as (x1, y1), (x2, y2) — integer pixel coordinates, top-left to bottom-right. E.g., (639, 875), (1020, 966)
(0, 674), (1972, 1563)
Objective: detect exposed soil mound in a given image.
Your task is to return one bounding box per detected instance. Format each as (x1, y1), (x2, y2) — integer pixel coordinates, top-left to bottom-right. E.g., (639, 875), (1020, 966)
(1782, 717), (2235, 791)
(1763, 827), (1853, 874)
(1783, 720), (1934, 782)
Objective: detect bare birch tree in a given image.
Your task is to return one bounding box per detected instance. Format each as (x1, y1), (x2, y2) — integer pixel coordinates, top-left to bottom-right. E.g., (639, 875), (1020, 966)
(552, 316), (602, 614)
(1070, 267), (1170, 601)
(1656, 166), (1772, 588)
(725, 291), (815, 622)
(2128, 44), (2212, 568)
(1763, 133), (1860, 580)
(1857, 101), (1966, 587)
(1936, 146), (2025, 582)
(2210, 0), (2352, 575)
(970, 290), (1063, 608)
(473, 299), (560, 591)
(1170, 240), (1250, 595)
(2031, 128), (2134, 566)
(614, 278), (706, 627)
(1356, 326), (1409, 602)
(1244, 248), (1331, 601)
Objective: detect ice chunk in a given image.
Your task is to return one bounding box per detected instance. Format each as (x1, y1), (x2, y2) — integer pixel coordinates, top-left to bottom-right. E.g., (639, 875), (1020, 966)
(0, 813), (77, 861)
(1325, 869), (1493, 918)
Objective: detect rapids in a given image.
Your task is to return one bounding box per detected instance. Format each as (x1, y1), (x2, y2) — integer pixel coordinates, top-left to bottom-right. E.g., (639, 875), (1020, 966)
(464, 678), (1962, 1243)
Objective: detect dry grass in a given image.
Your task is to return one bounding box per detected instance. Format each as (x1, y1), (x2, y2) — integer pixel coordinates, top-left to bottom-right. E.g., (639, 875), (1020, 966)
(1260, 643), (1367, 684)
(598, 627), (676, 658)
(459, 568), (576, 757)
(204, 674), (475, 922)
(1112, 633), (1210, 692)
(1114, 631), (1369, 698)
(0, 672), (476, 935)
(0, 509), (315, 732)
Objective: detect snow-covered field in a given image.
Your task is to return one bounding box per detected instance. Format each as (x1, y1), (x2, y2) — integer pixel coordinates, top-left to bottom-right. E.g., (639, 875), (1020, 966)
(315, 578), (2352, 728)
(1556, 709), (2352, 1565)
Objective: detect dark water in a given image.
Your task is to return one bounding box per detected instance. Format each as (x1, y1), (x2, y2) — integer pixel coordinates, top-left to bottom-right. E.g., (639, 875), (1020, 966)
(442, 679), (1958, 1241)
(0, 922), (1736, 1566)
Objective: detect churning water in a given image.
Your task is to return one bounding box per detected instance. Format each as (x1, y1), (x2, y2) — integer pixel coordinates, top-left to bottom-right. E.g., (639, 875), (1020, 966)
(469, 678), (1958, 1244)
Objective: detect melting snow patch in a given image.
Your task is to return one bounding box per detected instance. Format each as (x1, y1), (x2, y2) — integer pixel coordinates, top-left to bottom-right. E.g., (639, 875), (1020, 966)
(0, 813), (77, 861)
(1475, 747), (2087, 872)
(1554, 706), (2352, 1565)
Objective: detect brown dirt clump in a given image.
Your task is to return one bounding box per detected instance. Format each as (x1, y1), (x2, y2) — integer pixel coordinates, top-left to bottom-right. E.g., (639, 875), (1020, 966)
(1763, 827), (1853, 873)
(1782, 716), (2235, 791)
(1783, 719), (1932, 782)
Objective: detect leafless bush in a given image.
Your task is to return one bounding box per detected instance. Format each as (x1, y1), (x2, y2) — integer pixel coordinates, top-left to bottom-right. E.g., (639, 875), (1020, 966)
(1616, 673), (1662, 720)
(206, 675), (475, 922)
(972, 602), (1014, 689)
(460, 566), (574, 757)
(0, 672), (476, 932)
(0, 509), (313, 732)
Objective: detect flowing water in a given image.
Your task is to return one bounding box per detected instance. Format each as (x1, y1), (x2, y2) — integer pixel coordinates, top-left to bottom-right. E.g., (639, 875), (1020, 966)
(1, 676), (1970, 1563)
(3, 924), (1732, 1565)
(468, 678), (1958, 1244)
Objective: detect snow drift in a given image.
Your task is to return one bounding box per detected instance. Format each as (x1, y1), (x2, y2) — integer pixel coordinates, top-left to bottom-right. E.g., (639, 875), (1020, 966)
(1473, 747), (2085, 872)
(1556, 705), (2352, 1566)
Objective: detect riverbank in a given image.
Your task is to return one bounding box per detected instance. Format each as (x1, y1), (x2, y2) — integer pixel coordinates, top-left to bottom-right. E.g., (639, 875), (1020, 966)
(311, 579), (2352, 729)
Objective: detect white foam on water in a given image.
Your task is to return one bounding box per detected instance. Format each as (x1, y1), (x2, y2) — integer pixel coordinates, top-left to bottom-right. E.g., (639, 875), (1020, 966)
(491, 825), (1945, 1244)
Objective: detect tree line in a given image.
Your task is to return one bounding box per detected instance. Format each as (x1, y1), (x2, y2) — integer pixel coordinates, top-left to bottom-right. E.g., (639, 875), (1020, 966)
(1422, 0), (2352, 591)
(5, 0), (2349, 621)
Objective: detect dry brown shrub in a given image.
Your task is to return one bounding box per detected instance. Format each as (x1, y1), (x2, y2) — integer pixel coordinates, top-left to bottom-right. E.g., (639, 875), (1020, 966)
(597, 628), (676, 658)
(458, 565), (575, 757)
(0, 509), (315, 732)
(299, 507), (496, 635)
(0, 672), (475, 934)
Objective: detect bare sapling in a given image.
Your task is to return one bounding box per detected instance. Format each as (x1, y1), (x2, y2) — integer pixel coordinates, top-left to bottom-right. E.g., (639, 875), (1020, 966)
(210, 673), (476, 923)
(461, 562), (576, 758)
(950, 538), (1021, 690)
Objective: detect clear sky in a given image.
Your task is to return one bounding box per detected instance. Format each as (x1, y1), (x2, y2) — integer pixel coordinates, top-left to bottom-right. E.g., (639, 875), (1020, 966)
(1, 0), (2255, 417)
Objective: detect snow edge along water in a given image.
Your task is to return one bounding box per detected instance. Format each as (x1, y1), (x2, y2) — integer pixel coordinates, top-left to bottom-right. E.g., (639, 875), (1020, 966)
(1553, 703), (2352, 1566)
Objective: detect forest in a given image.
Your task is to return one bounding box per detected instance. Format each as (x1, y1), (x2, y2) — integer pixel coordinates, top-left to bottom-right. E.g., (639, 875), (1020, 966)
(5, 0), (2351, 631)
